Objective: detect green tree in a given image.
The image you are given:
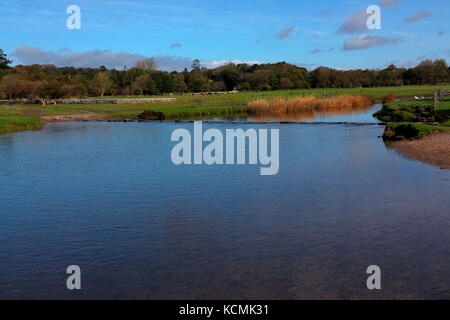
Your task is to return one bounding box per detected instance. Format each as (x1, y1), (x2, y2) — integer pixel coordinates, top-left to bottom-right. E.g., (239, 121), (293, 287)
(219, 65), (241, 91)
(191, 59), (201, 70)
(0, 49), (12, 69)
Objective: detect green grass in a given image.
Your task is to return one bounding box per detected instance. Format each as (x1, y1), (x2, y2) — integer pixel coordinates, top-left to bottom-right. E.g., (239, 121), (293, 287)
(0, 116), (43, 134)
(96, 84), (448, 101)
(436, 103), (450, 110)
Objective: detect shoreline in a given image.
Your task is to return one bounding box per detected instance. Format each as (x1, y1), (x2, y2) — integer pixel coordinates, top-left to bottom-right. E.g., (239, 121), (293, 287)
(40, 113), (107, 123)
(40, 114), (384, 125)
(392, 132), (450, 169)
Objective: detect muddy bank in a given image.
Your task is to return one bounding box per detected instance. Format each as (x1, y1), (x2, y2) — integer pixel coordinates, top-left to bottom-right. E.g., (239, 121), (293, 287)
(40, 113), (106, 122)
(393, 132), (450, 169)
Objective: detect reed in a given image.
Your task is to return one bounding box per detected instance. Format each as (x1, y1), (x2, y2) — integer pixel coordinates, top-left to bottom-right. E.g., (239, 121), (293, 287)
(247, 95), (374, 115)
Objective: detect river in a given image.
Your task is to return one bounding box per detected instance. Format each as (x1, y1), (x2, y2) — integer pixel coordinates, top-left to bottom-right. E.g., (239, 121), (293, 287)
(0, 104), (449, 299)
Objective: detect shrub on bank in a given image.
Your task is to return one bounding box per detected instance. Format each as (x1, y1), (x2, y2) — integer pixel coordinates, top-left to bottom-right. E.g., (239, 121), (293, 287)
(383, 122), (450, 140)
(138, 110), (165, 121)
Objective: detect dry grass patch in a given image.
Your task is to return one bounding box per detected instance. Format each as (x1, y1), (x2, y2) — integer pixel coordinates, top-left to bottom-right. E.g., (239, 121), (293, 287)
(247, 95), (374, 115)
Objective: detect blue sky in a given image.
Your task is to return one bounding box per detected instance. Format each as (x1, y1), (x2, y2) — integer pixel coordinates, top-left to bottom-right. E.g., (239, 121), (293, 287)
(0, 0), (448, 70)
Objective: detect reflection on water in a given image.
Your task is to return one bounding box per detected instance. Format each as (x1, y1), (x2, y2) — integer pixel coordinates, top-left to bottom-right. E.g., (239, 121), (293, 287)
(0, 116), (449, 299)
(214, 103), (383, 123)
(249, 104), (382, 123)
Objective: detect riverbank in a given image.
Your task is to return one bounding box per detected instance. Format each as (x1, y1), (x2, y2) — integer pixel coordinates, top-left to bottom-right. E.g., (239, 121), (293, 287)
(0, 85), (448, 134)
(40, 113), (106, 122)
(393, 132), (450, 169)
(373, 93), (450, 169)
(375, 96), (450, 140)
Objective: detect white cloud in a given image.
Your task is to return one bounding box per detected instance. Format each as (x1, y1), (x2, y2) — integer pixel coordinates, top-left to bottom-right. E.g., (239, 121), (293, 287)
(10, 45), (193, 71)
(403, 10), (430, 23)
(343, 34), (400, 50)
(337, 10), (368, 34)
(201, 60), (263, 68)
(276, 27), (295, 39)
(154, 56), (193, 71)
(309, 48), (324, 54)
(294, 63), (317, 70)
(11, 45), (146, 69)
(389, 60), (416, 68)
(380, 0), (399, 7)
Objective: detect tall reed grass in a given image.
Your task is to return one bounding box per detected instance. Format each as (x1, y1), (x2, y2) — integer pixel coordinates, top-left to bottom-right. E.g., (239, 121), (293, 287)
(247, 95), (374, 115)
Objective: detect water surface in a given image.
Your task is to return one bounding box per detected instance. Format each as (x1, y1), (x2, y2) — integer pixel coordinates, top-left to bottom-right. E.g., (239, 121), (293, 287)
(0, 106), (449, 299)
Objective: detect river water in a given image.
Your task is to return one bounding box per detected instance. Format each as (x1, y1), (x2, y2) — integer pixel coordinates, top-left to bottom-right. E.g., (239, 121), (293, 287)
(0, 105), (449, 299)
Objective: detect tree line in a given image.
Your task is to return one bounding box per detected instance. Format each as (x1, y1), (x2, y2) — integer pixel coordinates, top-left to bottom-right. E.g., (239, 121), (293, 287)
(0, 50), (449, 100)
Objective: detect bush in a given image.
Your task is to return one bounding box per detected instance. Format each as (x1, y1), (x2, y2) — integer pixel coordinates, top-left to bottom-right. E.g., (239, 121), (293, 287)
(138, 110), (165, 120)
(393, 124), (420, 139)
(391, 111), (416, 122)
(383, 127), (396, 140)
(435, 110), (450, 123)
(383, 124), (421, 141)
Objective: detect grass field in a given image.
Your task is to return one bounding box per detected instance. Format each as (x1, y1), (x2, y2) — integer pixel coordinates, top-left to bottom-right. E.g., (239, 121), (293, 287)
(0, 84), (448, 134)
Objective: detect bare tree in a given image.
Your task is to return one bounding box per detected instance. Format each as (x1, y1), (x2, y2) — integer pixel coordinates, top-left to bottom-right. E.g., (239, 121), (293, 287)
(0, 74), (27, 99)
(92, 72), (112, 97)
(135, 58), (157, 71)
